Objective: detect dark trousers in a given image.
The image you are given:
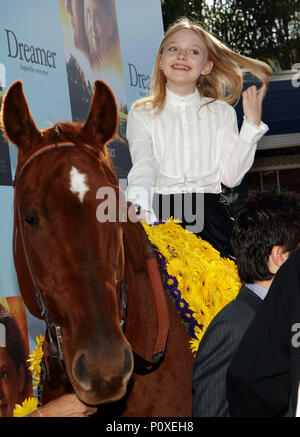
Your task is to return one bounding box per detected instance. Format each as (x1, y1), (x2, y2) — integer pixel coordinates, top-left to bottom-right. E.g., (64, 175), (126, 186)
(152, 193), (235, 259)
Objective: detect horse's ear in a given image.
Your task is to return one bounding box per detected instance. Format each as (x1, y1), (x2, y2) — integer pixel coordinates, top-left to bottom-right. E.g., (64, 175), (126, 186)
(82, 80), (118, 147)
(1, 81), (42, 150)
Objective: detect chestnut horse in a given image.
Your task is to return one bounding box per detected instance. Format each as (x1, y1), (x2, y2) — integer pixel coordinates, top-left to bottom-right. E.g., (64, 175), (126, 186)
(1, 80), (193, 416)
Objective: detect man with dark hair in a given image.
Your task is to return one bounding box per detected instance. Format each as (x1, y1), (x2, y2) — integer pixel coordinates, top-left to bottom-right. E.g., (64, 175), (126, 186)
(227, 247), (300, 417)
(192, 191), (300, 417)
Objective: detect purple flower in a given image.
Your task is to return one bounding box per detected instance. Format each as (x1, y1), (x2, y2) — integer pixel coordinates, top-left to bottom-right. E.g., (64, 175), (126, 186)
(163, 274), (178, 291)
(147, 230), (200, 342)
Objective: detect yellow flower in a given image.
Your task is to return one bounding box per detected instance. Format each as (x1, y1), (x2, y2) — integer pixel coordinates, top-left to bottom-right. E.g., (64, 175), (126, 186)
(14, 397), (38, 417)
(189, 326), (204, 354)
(27, 335), (44, 389)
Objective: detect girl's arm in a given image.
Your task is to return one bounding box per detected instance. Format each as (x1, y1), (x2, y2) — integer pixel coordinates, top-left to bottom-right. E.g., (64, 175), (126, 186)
(219, 85), (268, 188)
(126, 107), (156, 220)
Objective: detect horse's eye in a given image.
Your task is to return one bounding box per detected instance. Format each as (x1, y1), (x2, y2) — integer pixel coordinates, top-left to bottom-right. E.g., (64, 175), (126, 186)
(23, 210), (39, 228)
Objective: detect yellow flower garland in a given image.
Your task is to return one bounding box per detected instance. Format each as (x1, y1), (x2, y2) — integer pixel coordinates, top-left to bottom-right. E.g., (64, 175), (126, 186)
(142, 219), (242, 354)
(27, 334), (45, 390)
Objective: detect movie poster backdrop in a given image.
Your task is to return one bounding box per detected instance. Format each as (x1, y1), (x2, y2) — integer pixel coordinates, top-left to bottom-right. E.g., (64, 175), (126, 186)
(0, 296), (33, 417)
(0, 0), (163, 415)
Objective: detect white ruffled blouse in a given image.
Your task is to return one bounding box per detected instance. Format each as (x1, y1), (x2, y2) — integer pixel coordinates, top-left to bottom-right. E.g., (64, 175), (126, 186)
(126, 87), (268, 212)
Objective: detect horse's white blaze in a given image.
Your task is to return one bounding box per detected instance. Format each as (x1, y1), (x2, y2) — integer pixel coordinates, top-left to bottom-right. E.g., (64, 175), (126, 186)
(69, 166), (89, 203)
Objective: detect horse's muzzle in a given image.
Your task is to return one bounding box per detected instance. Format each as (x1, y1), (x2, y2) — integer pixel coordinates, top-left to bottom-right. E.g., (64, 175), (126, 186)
(71, 344), (134, 404)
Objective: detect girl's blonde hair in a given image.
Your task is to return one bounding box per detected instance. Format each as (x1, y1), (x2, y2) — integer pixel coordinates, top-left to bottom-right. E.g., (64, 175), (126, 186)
(134, 17), (272, 114)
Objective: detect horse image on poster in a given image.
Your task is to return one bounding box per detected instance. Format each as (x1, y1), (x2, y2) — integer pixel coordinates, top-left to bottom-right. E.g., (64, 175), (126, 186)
(1, 80), (193, 416)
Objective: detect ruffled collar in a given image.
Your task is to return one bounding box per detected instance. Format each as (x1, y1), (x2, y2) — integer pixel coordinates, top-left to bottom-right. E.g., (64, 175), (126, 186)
(166, 87), (201, 105)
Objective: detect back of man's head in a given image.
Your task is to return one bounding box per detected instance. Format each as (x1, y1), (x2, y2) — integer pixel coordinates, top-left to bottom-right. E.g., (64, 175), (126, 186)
(231, 191), (300, 283)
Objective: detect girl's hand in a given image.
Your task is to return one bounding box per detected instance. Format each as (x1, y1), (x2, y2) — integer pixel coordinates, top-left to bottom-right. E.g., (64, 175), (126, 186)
(128, 204), (156, 223)
(31, 393), (97, 417)
(242, 83), (268, 126)
(135, 208), (155, 223)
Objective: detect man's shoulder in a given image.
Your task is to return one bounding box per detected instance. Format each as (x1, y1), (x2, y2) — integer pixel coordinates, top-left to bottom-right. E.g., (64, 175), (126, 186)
(211, 286), (261, 330)
(194, 287), (261, 362)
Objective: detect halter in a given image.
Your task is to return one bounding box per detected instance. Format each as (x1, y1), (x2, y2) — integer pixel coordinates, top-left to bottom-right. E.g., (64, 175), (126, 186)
(12, 141), (169, 378)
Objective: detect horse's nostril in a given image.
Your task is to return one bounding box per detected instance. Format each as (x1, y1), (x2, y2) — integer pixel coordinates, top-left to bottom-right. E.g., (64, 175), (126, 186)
(124, 346), (133, 374)
(73, 353), (91, 390)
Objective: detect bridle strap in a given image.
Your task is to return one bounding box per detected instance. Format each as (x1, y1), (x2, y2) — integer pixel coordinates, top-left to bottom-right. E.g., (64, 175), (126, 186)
(145, 255), (170, 360)
(13, 184), (66, 370)
(132, 228), (170, 371)
(13, 142), (98, 186)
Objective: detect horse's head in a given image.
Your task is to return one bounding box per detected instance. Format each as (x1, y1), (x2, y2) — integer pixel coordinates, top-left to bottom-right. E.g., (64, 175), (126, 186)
(1, 80), (134, 405)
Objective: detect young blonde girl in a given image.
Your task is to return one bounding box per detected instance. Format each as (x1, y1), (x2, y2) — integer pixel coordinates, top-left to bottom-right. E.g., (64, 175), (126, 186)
(126, 17), (272, 258)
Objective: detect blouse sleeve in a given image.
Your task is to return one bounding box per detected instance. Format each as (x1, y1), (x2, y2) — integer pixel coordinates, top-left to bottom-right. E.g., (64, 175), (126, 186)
(219, 105), (269, 188)
(126, 107), (156, 213)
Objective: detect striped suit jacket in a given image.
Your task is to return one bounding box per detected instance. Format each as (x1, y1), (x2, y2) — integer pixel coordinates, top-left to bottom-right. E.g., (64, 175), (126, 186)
(192, 285), (262, 417)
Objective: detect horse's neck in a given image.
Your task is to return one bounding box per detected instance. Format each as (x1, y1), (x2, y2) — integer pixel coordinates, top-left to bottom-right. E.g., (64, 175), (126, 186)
(123, 222), (191, 361)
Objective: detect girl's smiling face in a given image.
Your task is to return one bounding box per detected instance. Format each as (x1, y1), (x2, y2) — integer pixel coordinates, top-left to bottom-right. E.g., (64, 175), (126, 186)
(160, 29), (213, 95)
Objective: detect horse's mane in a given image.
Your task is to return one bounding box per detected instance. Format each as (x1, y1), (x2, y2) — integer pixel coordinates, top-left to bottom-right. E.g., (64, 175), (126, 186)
(41, 121), (119, 187)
